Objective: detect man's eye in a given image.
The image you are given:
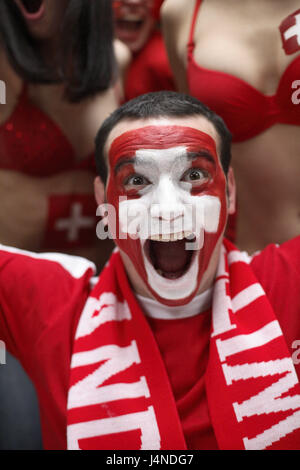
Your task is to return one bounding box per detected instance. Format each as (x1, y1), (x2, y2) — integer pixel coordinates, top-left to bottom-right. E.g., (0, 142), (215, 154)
(124, 174), (151, 187)
(181, 168), (209, 183)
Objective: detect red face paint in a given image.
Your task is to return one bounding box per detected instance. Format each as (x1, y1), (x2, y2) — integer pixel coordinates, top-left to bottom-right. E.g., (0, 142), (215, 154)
(107, 125), (228, 306)
(279, 9), (300, 55)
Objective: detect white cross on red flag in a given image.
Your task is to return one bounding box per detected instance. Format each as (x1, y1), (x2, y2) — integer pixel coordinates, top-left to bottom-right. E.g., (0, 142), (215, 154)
(279, 9), (300, 55)
(43, 194), (97, 250)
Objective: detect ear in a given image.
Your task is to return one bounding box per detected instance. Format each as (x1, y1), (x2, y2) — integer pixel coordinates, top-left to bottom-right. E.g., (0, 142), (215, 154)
(94, 176), (109, 226)
(227, 167), (236, 215)
(94, 176), (105, 207)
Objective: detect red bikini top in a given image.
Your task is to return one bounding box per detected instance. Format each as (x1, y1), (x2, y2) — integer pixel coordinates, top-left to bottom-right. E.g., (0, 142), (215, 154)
(187, 0), (300, 142)
(0, 84), (96, 177)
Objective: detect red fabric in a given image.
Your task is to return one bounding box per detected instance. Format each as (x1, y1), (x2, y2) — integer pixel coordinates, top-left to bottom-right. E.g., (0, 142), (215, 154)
(206, 239), (300, 450)
(68, 252), (187, 450)
(0, 249), (95, 450)
(124, 30), (175, 102)
(0, 85), (96, 177)
(187, 0), (300, 142)
(44, 195), (98, 250)
(146, 312), (218, 450)
(151, 0), (165, 20)
(0, 238), (300, 449)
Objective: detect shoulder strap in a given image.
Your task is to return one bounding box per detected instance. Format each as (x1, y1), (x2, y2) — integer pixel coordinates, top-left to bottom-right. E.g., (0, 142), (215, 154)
(187, 0), (203, 53)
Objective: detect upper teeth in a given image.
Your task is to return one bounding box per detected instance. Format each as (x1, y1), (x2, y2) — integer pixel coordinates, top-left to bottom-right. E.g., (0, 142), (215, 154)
(149, 231), (194, 242)
(122, 15), (143, 21)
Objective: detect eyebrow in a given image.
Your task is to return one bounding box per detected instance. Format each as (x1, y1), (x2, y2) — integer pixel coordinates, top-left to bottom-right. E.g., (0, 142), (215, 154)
(113, 150), (215, 175)
(186, 151), (216, 165)
(114, 157), (136, 175)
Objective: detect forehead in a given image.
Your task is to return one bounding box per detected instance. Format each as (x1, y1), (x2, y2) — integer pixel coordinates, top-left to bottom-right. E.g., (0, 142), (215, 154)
(105, 117), (220, 163)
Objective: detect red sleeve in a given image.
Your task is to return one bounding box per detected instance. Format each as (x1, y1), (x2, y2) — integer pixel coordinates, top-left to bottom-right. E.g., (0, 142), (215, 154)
(250, 236), (300, 366)
(0, 244), (95, 369)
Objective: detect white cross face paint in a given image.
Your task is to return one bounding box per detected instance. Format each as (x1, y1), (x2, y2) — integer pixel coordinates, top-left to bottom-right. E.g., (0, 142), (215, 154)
(117, 147), (221, 300)
(118, 147), (221, 240)
(107, 125), (228, 306)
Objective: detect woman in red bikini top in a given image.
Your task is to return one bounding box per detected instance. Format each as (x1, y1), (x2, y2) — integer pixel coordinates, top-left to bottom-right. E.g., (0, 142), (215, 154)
(162, 0), (300, 254)
(0, 0), (120, 268)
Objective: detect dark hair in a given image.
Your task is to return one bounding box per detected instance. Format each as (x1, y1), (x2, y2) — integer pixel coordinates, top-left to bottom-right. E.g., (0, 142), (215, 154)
(0, 0), (116, 102)
(95, 91), (232, 182)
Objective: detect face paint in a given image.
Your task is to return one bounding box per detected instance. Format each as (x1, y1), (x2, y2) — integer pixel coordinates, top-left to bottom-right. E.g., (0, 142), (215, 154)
(107, 126), (227, 306)
(279, 9), (300, 55)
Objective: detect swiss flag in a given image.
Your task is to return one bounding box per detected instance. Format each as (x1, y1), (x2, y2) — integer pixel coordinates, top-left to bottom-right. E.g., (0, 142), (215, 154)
(279, 9), (300, 55)
(43, 194), (98, 250)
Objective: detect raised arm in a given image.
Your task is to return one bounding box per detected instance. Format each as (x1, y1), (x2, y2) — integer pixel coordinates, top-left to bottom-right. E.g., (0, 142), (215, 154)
(161, 0), (193, 94)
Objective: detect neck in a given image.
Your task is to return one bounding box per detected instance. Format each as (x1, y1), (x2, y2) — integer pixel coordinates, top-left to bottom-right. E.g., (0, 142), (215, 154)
(38, 35), (62, 71)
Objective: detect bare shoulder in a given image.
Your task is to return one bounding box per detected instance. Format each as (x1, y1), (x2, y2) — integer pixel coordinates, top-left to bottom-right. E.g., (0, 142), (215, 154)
(112, 39), (132, 104)
(161, 0), (197, 90)
(114, 39), (131, 75)
(162, 0), (197, 51)
(161, 0), (190, 35)
(161, 0), (188, 23)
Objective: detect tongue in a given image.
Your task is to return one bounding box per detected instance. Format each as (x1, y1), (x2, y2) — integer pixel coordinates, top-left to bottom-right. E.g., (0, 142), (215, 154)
(21, 0), (43, 14)
(150, 239), (191, 274)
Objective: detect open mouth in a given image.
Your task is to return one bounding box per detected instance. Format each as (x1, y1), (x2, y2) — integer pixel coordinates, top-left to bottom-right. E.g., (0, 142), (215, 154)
(116, 18), (145, 33)
(114, 11), (147, 42)
(18, 0), (45, 19)
(144, 232), (197, 280)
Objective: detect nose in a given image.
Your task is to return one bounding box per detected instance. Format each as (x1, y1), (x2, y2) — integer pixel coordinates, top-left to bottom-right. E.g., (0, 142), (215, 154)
(150, 178), (185, 221)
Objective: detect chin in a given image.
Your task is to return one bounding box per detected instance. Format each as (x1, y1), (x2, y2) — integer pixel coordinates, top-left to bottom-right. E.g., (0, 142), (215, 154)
(142, 232), (200, 304)
(114, 15), (155, 53)
(14, 0), (62, 40)
(122, 230), (220, 307)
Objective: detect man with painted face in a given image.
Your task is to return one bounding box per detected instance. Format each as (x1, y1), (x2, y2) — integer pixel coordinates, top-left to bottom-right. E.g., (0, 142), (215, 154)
(0, 92), (300, 450)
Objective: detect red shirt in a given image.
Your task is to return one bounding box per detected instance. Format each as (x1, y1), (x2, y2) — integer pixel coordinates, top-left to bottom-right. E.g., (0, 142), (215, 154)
(0, 239), (300, 449)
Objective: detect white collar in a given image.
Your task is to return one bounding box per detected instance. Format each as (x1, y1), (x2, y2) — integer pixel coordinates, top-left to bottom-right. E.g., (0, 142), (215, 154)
(136, 288), (212, 320)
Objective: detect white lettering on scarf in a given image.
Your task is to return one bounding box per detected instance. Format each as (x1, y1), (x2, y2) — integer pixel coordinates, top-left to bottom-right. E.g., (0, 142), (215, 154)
(216, 316), (300, 449)
(75, 292), (131, 339)
(69, 341), (149, 408)
(68, 292), (161, 450)
(68, 406), (160, 450)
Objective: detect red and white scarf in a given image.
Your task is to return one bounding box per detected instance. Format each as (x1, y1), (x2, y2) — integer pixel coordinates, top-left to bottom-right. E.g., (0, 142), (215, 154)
(67, 240), (300, 450)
